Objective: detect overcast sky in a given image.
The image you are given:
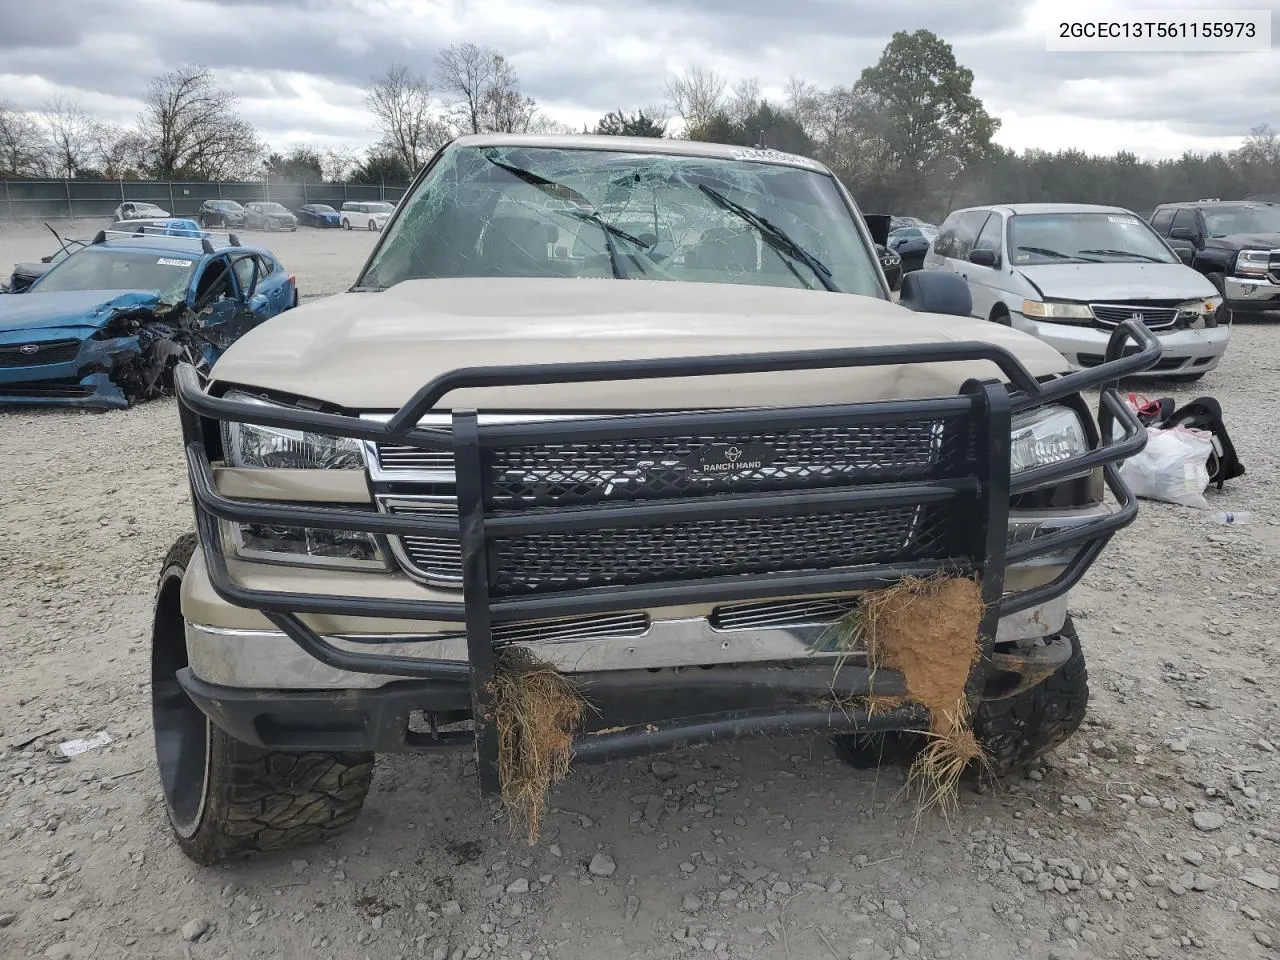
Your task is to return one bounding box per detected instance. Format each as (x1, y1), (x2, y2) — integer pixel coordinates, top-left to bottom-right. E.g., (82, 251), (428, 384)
(0, 0), (1276, 161)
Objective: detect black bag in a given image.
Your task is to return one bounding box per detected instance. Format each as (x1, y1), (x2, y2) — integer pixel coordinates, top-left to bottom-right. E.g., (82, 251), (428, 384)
(1160, 397), (1245, 490)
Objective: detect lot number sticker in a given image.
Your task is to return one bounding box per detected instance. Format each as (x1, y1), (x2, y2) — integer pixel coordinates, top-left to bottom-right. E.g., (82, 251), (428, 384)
(156, 258), (193, 266)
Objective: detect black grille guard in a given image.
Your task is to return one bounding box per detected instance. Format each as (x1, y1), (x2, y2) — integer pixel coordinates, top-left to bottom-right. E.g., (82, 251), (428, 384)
(176, 320), (1160, 718)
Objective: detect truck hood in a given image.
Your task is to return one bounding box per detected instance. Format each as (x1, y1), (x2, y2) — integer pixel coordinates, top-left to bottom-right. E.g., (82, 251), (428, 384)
(1016, 262), (1217, 302)
(211, 278), (1072, 411)
(0, 289), (163, 333)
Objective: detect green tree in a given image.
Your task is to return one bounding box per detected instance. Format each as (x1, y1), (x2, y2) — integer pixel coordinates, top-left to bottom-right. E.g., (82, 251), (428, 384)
(350, 149), (412, 185)
(266, 146), (324, 182)
(594, 109), (666, 137)
(685, 111), (743, 145)
(851, 30), (999, 211)
(735, 102), (813, 155)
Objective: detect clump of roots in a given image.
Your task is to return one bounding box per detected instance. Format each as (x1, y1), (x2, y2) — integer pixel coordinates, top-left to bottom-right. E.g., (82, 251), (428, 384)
(840, 574), (988, 816)
(491, 648), (586, 843)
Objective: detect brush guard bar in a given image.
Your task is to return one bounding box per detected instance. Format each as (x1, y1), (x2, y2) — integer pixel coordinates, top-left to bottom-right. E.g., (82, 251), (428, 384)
(176, 320), (1159, 788)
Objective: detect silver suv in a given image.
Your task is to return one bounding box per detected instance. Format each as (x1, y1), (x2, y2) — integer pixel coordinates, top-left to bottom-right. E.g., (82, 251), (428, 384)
(927, 203), (1227, 381)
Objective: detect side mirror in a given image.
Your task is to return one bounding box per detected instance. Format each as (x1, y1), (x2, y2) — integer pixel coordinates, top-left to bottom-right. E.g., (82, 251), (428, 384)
(1167, 240), (1195, 265)
(899, 269), (973, 317)
(968, 248), (998, 268)
(1169, 226), (1199, 244)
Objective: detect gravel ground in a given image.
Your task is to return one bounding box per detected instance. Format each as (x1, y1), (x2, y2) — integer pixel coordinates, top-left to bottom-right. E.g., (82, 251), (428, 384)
(2, 217), (1279, 960)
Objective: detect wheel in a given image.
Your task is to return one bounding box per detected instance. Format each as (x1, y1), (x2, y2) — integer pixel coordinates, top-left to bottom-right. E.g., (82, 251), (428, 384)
(342, 218), (351, 230)
(151, 535), (374, 865)
(973, 617), (1089, 777)
(990, 305), (1012, 326)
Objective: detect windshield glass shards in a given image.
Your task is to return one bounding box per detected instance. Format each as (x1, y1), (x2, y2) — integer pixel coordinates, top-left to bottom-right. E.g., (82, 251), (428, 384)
(358, 144), (883, 297)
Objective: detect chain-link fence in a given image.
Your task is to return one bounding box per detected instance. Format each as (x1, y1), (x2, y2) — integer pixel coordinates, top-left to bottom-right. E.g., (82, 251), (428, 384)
(0, 179), (412, 221)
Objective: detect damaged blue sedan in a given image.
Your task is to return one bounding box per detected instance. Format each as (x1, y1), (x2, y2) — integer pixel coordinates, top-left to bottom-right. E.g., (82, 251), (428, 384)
(0, 229), (297, 409)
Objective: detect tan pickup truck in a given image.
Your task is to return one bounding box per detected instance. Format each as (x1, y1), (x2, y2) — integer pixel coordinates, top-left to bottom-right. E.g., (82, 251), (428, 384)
(150, 134), (1159, 863)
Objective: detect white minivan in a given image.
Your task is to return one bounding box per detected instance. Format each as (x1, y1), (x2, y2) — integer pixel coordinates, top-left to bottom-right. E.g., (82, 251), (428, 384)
(340, 201), (395, 231)
(926, 203), (1229, 381)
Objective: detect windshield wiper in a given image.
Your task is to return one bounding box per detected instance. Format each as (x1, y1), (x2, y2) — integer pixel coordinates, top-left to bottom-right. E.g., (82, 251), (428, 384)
(698, 184), (837, 292)
(478, 151), (649, 279)
(1077, 248), (1168, 263)
(1015, 245), (1102, 263)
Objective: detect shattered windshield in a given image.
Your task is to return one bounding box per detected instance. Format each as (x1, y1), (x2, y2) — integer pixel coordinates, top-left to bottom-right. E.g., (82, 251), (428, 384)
(358, 144), (883, 296)
(34, 248), (197, 303)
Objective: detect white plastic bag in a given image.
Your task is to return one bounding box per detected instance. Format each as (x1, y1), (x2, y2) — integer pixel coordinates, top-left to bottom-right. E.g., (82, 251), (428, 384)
(1118, 426), (1213, 509)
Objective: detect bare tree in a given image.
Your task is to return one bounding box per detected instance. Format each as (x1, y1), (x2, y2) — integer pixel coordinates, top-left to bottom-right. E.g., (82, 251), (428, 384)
(726, 78), (761, 124)
(92, 123), (145, 179)
(321, 145), (360, 182)
(138, 65), (262, 180)
(1232, 124), (1280, 193)
(42, 97), (99, 178)
(364, 64), (448, 172)
(663, 66), (727, 131)
(0, 101), (50, 176)
(436, 43), (539, 135)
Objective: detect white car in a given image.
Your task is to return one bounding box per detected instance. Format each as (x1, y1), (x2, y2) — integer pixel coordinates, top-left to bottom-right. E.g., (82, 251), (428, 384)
(113, 201), (171, 221)
(926, 202), (1229, 381)
(340, 201), (394, 231)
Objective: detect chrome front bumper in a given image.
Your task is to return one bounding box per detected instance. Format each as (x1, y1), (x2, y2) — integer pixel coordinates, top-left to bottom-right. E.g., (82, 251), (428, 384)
(185, 594), (1069, 690)
(1223, 275), (1280, 305)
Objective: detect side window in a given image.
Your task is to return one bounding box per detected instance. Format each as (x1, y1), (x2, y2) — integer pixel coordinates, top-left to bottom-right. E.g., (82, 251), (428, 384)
(1150, 208), (1174, 235)
(194, 257), (234, 304)
(256, 254), (276, 277)
(932, 215), (961, 258)
(951, 211), (990, 260)
(232, 256), (258, 295)
(972, 214), (1003, 264)
(1171, 208), (1198, 235)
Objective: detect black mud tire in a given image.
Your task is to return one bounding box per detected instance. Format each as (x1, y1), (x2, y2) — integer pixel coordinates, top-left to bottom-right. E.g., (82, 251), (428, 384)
(151, 534), (374, 865)
(973, 617), (1089, 778)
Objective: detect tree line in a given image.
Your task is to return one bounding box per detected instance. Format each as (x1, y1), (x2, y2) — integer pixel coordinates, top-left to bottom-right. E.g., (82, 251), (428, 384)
(1, 30), (1277, 218)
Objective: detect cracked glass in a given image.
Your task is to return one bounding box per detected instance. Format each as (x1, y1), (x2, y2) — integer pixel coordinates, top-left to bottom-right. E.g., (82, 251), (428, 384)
(358, 144), (884, 298)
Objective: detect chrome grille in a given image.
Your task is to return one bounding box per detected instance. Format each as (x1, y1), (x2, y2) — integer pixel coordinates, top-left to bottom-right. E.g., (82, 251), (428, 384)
(1089, 302), (1178, 330)
(710, 596), (858, 631)
(493, 612), (649, 644)
(380, 497), (462, 584)
(373, 443), (455, 474)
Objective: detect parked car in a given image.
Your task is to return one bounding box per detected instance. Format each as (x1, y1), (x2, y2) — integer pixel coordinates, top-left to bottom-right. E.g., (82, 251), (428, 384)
(927, 202), (1225, 381)
(109, 217), (210, 240)
(197, 200), (248, 229)
(1147, 199), (1280, 319)
(341, 201), (394, 231)
(295, 203), (342, 228)
(0, 231), (296, 409)
(6, 224), (86, 293)
(876, 242), (903, 290)
(887, 225), (937, 273)
(243, 201), (298, 231)
(146, 133), (1158, 864)
(113, 201), (170, 221)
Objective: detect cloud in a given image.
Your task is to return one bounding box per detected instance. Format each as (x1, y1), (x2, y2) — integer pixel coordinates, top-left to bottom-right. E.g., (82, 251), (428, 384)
(0, 0), (1274, 160)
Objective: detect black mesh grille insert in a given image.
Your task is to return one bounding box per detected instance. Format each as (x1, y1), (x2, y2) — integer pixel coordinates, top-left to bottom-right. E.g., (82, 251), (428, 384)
(483, 417), (966, 509)
(0, 339), (81, 368)
(489, 503), (954, 595)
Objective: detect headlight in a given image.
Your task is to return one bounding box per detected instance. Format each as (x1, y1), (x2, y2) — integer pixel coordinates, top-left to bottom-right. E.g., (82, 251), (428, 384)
(1236, 250), (1271, 278)
(222, 520), (387, 571)
(1010, 406), (1088, 474)
(221, 391), (364, 469)
(1021, 300), (1093, 324)
(1176, 296), (1222, 328)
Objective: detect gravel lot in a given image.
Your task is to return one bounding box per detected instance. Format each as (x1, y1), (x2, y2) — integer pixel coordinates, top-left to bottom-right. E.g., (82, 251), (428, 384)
(2, 217), (1279, 960)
